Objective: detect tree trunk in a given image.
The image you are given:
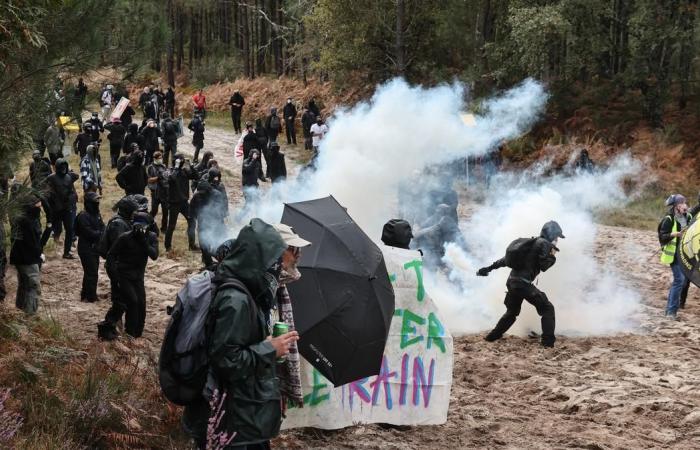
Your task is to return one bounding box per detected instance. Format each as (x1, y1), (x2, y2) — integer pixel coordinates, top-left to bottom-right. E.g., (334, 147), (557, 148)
(241, 0), (251, 78)
(272, 0), (283, 76)
(395, 0), (406, 76)
(177, 8), (184, 72)
(258, 0), (267, 73)
(166, 0), (175, 87)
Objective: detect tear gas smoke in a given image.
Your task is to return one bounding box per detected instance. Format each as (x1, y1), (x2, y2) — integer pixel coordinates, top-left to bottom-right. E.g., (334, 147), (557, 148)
(200, 77), (642, 338)
(232, 78), (548, 232)
(435, 155), (643, 337)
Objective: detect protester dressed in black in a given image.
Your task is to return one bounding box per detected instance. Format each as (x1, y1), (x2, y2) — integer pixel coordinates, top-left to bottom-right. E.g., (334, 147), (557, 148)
(301, 107), (315, 151)
(105, 213), (158, 338)
(116, 150), (148, 196)
(164, 155), (199, 251)
(75, 192), (104, 302)
(190, 176), (228, 267)
(105, 118), (127, 168)
(228, 90), (245, 133)
(187, 114), (205, 163)
(87, 113), (104, 142)
(140, 119), (162, 164)
(97, 197), (136, 341)
(147, 152), (170, 231)
(123, 123), (144, 154)
(268, 143), (287, 183)
(477, 221), (564, 348)
(45, 158), (78, 259)
(160, 114), (179, 166)
(73, 124), (93, 159)
(283, 98), (297, 145)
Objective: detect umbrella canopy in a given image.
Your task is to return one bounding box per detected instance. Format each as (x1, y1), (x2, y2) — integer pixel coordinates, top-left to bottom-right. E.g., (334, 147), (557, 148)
(282, 196), (395, 386)
(679, 220), (700, 286)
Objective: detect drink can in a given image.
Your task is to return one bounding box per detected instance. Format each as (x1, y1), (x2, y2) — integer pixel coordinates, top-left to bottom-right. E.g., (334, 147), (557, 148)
(273, 322), (290, 363)
(273, 322), (289, 337)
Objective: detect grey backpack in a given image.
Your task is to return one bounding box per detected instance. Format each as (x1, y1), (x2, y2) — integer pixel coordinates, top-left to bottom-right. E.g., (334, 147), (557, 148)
(158, 271), (252, 406)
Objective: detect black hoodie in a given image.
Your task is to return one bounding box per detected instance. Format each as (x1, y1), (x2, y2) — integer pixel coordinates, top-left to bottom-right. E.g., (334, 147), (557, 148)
(46, 159), (78, 212)
(123, 123), (145, 152)
(75, 196), (105, 254)
(116, 153), (148, 195)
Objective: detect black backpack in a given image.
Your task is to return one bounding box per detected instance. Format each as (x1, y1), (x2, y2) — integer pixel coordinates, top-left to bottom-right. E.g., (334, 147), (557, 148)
(504, 237), (538, 269)
(269, 115), (281, 131)
(159, 271), (254, 406)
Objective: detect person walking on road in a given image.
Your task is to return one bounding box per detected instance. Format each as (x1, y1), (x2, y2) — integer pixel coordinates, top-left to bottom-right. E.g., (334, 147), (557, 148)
(283, 97), (297, 145)
(228, 89), (245, 134)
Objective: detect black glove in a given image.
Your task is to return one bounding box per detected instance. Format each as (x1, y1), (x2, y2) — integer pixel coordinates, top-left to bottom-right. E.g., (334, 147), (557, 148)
(476, 267), (490, 277)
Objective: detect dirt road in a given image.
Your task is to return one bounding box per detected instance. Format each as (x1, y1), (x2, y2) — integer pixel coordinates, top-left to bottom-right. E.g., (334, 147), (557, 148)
(4, 125), (699, 449)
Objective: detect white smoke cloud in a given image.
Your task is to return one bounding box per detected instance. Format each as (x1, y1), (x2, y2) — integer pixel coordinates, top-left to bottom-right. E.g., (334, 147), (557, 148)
(435, 156), (643, 337)
(235, 78), (548, 232)
(220, 77), (642, 338)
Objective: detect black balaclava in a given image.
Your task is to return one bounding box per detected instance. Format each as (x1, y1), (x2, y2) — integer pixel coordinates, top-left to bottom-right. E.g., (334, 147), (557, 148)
(84, 192), (100, 215)
(208, 168), (221, 186)
(132, 150), (144, 166)
(56, 159), (68, 176)
(116, 197), (137, 220)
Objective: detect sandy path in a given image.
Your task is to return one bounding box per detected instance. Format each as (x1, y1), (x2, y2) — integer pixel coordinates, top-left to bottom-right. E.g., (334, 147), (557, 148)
(3, 127), (699, 448)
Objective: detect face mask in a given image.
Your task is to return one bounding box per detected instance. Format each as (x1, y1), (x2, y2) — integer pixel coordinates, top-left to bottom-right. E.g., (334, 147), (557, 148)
(155, 159), (163, 165)
(279, 265), (301, 284)
(262, 256), (283, 301)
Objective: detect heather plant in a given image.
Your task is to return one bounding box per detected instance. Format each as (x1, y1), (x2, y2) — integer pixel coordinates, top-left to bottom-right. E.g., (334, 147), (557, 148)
(0, 388), (23, 445)
(206, 389), (236, 450)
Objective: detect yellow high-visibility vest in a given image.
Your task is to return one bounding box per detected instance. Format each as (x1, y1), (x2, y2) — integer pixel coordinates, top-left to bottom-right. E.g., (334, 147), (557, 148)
(660, 214), (692, 265)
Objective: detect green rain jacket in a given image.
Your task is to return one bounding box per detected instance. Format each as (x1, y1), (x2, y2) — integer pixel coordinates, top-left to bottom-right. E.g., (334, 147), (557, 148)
(205, 218), (286, 446)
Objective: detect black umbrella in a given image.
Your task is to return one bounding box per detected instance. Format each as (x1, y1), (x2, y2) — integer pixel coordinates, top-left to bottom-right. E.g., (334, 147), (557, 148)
(282, 196), (395, 387)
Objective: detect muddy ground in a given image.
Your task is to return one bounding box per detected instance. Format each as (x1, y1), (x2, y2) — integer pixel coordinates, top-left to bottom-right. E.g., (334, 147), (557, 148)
(3, 124), (700, 449)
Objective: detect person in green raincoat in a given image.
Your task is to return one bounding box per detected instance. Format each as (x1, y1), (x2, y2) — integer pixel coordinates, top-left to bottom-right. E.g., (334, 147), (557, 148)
(183, 218), (299, 449)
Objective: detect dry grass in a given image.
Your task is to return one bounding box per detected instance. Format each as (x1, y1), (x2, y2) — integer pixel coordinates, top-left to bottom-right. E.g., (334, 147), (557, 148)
(0, 307), (191, 449)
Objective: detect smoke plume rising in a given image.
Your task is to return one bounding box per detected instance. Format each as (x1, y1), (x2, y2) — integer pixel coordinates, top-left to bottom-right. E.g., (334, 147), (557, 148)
(212, 77), (642, 337)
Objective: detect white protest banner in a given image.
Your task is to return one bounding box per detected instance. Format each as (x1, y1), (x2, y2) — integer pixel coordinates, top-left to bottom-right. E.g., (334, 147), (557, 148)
(283, 245), (453, 429)
(111, 97), (130, 120)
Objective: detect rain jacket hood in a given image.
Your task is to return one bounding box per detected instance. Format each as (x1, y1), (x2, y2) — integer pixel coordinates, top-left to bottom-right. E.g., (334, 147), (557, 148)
(215, 218), (286, 307)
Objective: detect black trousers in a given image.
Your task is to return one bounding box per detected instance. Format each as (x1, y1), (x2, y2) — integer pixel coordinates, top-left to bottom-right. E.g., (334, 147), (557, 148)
(78, 249), (99, 301)
(150, 190), (169, 231)
(489, 279), (556, 346)
(231, 110), (242, 133)
(285, 120), (296, 144)
(104, 263), (124, 326)
(52, 208), (75, 256)
(165, 201), (195, 250)
(193, 144), (203, 163)
(119, 274), (146, 338)
(109, 142), (121, 168)
(163, 141), (177, 167)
